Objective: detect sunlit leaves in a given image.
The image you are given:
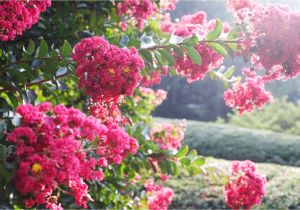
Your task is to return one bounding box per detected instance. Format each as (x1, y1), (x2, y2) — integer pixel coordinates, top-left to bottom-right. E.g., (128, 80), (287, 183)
(62, 40), (73, 58)
(158, 49), (176, 66)
(26, 39), (35, 55)
(183, 46), (202, 65)
(38, 37), (48, 57)
(206, 19), (223, 41)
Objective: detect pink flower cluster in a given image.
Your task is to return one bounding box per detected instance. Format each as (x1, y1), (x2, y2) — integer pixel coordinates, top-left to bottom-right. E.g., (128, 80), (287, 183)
(232, 2), (300, 79)
(7, 102), (138, 209)
(226, 0), (256, 12)
(175, 44), (224, 83)
(88, 97), (127, 125)
(72, 36), (144, 102)
(150, 121), (186, 150)
(224, 68), (272, 114)
(0, 0), (51, 41)
(141, 66), (168, 87)
(117, 0), (154, 29)
(160, 11), (227, 82)
(158, 0), (179, 11)
(136, 87), (168, 107)
(224, 160), (267, 210)
(144, 179), (174, 210)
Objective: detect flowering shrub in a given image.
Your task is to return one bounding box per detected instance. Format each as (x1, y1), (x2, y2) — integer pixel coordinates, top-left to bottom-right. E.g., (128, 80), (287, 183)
(72, 36), (144, 101)
(1, 0), (299, 209)
(7, 102), (138, 208)
(232, 2), (300, 79)
(145, 179), (174, 210)
(150, 121), (186, 151)
(160, 11), (225, 82)
(224, 68), (272, 114)
(224, 160), (267, 209)
(174, 43), (224, 82)
(0, 0), (51, 41)
(117, 0), (154, 29)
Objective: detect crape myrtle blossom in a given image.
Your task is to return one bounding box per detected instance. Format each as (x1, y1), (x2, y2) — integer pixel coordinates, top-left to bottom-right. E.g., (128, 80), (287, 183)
(224, 68), (272, 114)
(72, 36), (144, 102)
(0, 0), (51, 41)
(7, 102), (139, 209)
(117, 0), (154, 29)
(150, 120), (186, 150)
(144, 179), (174, 210)
(135, 87), (167, 108)
(160, 11), (228, 82)
(230, 0), (300, 79)
(224, 160), (267, 210)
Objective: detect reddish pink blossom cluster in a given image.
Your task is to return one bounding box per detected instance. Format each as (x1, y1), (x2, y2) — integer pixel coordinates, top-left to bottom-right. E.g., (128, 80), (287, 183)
(150, 121), (186, 150)
(135, 87), (167, 107)
(7, 102), (138, 209)
(0, 0), (51, 41)
(158, 0), (179, 11)
(175, 44), (224, 82)
(226, 0), (256, 12)
(160, 11), (227, 82)
(224, 160), (267, 210)
(144, 179), (174, 210)
(224, 68), (272, 114)
(141, 66), (168, 87)
(72, 36), (144, 102)
(232, 2), (300, 79)
(117, 0), (154, 29)
(88, 97), (127, 125)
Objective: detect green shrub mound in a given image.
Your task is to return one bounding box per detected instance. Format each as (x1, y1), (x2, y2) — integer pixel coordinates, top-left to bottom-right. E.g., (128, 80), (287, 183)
(156, 118), (300, 166)
(167, 158), (300, 209)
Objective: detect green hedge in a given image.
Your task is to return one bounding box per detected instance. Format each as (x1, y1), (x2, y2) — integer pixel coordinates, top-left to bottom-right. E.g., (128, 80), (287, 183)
(156, 118), (300, 166)
(167, 158), (300, 209)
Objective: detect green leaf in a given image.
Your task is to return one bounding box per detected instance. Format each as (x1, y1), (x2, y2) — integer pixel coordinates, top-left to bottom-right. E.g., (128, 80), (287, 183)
(154, 51), (166, 66)
(227, 26), (242, 41)
(183, 46), (202, 65)
(38, 37), (48, 57)
(90, 11), (97, 26)
(26, 39), (35, 55)
(158, 49), (176, 66)
(189, 165), (200, 176)
(0, 144), (7, 163)
(206, 19), (223, 41)
(62, 40), (73, 58)
(182, 35), (199, 46)
(0, 121), (6, 134)
(158, 160), (168, 174)
(207, 42), (228, 57)
(187, 149), (197, 160)
(217, 42), (236, 59)
(170, 161), (179, 176)
(180, 157), (191, 166)
(175, 145), (189, 158)
(209, 70), (215, 80)
(5, 93), (18, 109)
(170, 44), (184, 58)
(192, 157), (205, 166)
(139, 49), (153, 64)
(224, 66), (235, 78)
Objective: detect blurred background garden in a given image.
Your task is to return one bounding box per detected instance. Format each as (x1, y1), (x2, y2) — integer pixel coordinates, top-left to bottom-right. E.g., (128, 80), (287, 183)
(1, 0), (300, 209)
(154, 0), (300, 208)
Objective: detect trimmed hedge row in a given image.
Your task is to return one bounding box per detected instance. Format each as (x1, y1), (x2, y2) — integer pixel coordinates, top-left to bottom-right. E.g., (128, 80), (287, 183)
(167, 158), (300, 209)
(156, 118), (300, 166)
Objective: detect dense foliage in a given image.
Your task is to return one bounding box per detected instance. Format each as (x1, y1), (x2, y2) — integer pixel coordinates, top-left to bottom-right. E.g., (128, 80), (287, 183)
(0, 0), (299, 209)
